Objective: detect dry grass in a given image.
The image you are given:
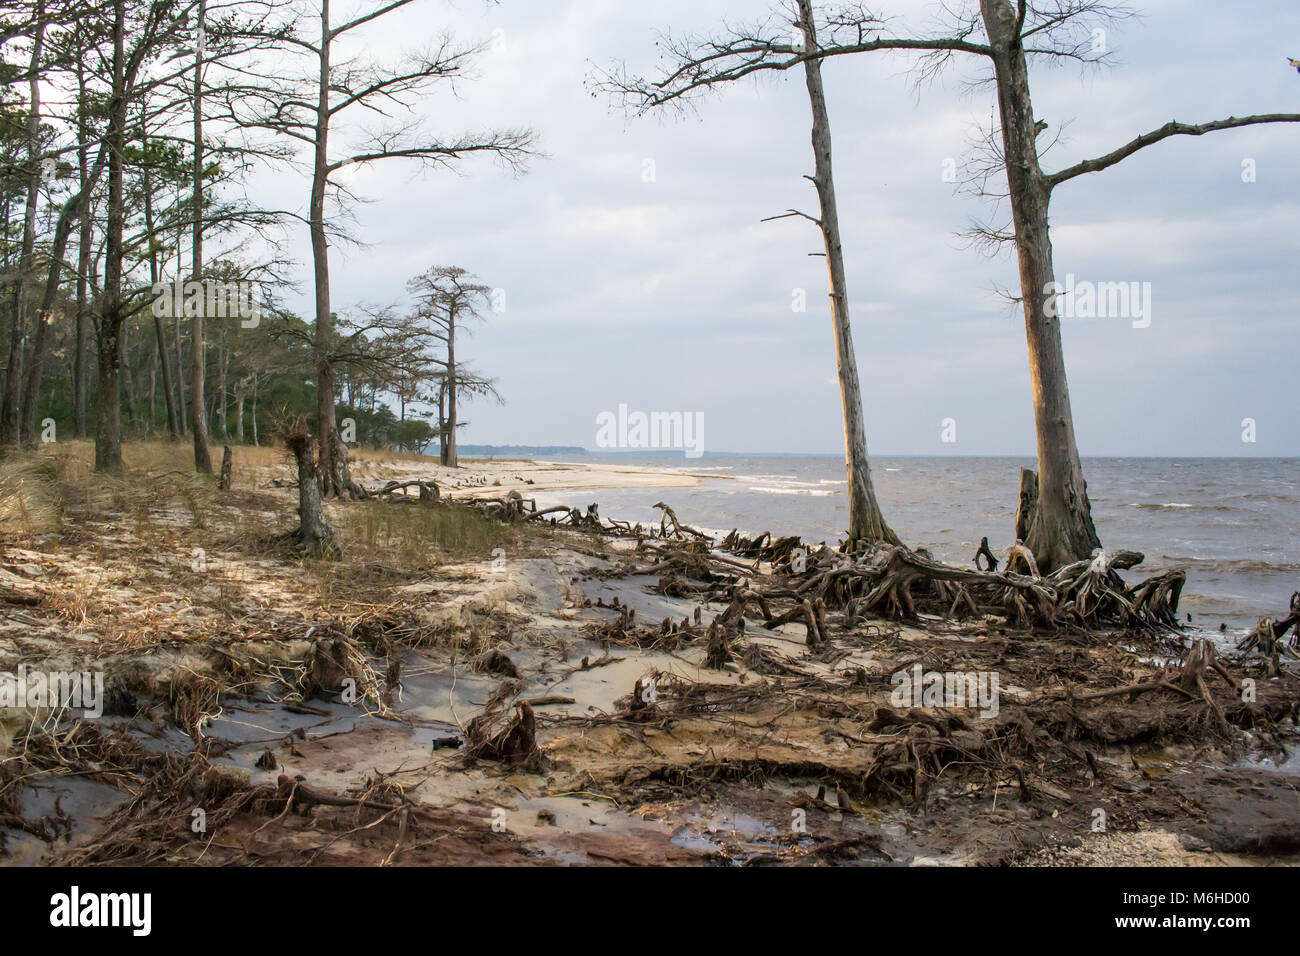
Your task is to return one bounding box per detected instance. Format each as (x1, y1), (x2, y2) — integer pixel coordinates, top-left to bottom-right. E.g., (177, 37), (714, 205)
(0, 454), (62, 539)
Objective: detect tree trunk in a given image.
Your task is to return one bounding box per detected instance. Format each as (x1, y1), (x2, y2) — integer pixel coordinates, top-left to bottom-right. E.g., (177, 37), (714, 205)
(20, 145), (106, 448)
(437, 380), (446, 464)
(94, 0), (127, 473)
(309, 0), (356, 496)
(2, 4), (46, 446)
(235, 375), (245, 442)
(796, 0), (898, 551)
(174, 311), (187, 430)
(140, 149), (180, 440)
(979, 0), (1100, 572)
(444, 314), (458, 467)
(216, 321), (227, 438)
(121, 322), (139, 429)
(74, 53), (91, 440)
(285, 426), (335, 556)
(190, 0), (212, 473)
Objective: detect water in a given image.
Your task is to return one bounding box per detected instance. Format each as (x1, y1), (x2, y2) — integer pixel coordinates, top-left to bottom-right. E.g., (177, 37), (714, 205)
(530, 454), (1298, 633)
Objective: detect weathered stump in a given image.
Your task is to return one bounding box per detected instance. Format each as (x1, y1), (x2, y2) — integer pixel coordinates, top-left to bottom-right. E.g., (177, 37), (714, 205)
(217, 444), (232, 491)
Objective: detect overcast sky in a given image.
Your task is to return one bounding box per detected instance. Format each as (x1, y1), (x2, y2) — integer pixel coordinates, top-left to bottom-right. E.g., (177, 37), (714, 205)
(249, 0), (1300, 457)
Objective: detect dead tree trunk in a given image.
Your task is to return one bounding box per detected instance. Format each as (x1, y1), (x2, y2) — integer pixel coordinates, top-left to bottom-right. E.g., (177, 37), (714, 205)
(283, 424), (335, 556)
(797, 0), (898, 551)
(979, 0), (1100, 572)
(189, 0), (212, 474)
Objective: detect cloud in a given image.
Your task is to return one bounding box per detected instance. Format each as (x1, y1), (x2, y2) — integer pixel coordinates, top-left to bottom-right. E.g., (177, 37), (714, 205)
(244, 0), (1300, 457)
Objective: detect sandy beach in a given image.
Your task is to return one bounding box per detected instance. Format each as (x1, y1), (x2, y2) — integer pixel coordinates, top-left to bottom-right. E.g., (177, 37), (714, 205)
(346, 451), (710, 501)
(1, 441), (1295, 869)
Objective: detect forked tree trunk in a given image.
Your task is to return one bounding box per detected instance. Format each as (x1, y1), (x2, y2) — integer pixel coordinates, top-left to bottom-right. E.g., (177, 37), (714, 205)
(796, 0), (898, 551)
(979, 0), (1100, 572)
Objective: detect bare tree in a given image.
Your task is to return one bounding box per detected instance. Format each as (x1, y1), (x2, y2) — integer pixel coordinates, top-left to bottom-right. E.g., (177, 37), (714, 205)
(602, 0), (1300, 570)
(595, 0), (899, 550)
(406, 266), (494, 469)
(229, 0), (534, 496)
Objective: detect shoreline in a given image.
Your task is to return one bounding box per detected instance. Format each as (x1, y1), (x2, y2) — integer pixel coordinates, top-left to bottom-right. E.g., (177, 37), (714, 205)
(1, 442), (1295, 867)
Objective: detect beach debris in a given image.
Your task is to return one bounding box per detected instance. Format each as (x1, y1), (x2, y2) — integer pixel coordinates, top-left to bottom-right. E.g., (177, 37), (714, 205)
(472, 649), (521, 678)
(652, 501), (712, 543)
(467, 700), (543, 769)
(1237, 592), (1300, 659)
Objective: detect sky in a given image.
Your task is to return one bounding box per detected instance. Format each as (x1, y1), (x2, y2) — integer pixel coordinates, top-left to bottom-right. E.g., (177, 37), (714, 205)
(244, 0), (1300, 457)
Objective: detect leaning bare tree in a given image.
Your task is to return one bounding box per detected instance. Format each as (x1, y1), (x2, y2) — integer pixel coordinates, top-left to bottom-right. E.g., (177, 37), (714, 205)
(604, 0), (1300, 570)
(595, 0), (900, 551)
(229, 0), (534, 497)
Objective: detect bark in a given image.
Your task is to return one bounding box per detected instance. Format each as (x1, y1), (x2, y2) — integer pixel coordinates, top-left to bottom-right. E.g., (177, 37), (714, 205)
(443, 310), (457, 467)
(437, 380), (446, 463)
(284, 426), (335, 556)
(978, 0), (1100, 572)
(216, 321), (227, 438)
(190, 0), (212, 473)
(121, 322), (139, 428)
(21, 141), (109, 447)
(218, 443), (231, 490)
(309, 0), (355, 496)
(74, 50), (91, 439)
(796, 0), (898, 551)
(3, 3), (47, 446)
(94, 0), (127, 473)
(140, 150), (180, 439)
(174, 311), (187, 429)
(234, 375), (245, 442)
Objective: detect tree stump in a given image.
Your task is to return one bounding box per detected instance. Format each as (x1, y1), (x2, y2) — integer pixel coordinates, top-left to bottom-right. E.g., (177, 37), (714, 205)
(217, 444), (232, 491)
(281, 423), (337, 557)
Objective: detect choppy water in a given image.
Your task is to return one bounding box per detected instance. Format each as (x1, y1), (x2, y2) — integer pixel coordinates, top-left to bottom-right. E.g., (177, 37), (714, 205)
(532, 454), (1298, 633)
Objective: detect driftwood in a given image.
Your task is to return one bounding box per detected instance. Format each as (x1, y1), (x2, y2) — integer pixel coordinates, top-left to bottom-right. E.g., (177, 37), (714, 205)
(653, 502), (712, 542)
(860, 546), (1057, 623)
(466, 700), (543, 770)
(365, 479), (441, 503)
(1237, 592), (1300, 671)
